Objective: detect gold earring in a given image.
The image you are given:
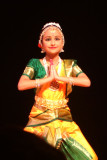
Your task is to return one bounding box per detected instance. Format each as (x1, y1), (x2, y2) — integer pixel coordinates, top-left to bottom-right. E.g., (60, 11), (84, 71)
(41, 49), (45, 53)
(61, 49), (64, 52)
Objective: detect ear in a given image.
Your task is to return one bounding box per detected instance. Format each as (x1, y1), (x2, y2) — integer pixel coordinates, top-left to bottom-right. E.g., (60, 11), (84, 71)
(41, 48), (45, 53)
(41, 45), (45, 53)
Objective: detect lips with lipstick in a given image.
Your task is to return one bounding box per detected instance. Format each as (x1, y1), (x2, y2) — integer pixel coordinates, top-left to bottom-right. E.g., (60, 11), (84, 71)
(49, 47), (57, 49)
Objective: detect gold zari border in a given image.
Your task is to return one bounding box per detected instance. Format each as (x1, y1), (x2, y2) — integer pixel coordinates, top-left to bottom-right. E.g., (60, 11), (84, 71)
(23, 66), (34, 79)
(72, 65), (82, 77)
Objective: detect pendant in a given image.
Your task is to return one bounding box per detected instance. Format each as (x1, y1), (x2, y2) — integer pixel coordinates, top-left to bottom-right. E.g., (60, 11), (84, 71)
(49, 81), (59, 91)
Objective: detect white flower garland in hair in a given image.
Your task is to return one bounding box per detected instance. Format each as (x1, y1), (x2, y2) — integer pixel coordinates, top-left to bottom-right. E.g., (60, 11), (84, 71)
(42, 22), (62, 30)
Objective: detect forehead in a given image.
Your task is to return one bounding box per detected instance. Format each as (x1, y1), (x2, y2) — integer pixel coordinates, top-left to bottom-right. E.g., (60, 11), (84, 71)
(43, 27), (62, 37)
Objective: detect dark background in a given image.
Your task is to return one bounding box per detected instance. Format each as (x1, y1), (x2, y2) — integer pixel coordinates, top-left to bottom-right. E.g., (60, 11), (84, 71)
(1, 1), (107, 159)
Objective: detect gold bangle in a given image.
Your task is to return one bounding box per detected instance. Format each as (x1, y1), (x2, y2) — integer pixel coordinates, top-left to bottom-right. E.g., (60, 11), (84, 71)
(69, 77), (74, 86)
(35, 79), (40, 88)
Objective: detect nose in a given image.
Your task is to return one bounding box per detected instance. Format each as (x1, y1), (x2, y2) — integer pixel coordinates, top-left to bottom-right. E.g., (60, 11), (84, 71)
(51, 39), (55, 46)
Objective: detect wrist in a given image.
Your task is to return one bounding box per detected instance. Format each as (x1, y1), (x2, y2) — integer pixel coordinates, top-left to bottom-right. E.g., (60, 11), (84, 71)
(35, 79), (40, 88)
(47, 76), (54, 82)
(69, 77), (75, 86)
(55, 75), (60, 81)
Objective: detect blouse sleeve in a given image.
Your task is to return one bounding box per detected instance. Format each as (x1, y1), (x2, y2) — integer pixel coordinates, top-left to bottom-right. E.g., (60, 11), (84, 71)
(22, 59), (35, 79)
(72, 60), (84, 77)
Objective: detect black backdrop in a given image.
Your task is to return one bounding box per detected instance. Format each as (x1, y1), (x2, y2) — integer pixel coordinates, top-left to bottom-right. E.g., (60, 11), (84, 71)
(1, 1), (107, 159)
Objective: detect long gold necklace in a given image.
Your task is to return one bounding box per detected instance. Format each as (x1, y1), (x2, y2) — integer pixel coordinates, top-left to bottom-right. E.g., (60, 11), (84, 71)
(43, 56), (62, 91)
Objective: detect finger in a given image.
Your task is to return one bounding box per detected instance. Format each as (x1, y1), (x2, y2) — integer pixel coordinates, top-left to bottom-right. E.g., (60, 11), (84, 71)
(50, 66), (54, 75)
(51, 65), (54, 71)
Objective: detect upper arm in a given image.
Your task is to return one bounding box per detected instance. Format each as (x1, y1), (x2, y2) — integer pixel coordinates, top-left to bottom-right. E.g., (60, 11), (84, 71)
(78, 72), (89, 78)
(72, 60), (91, 85)
(23, 66), (34, 79)
(19, 75), (30, 81)
(17, 59), (35, 89)
(72, 60), (84, 77)
(72, 61), (91, 81)
(22, 59), (36, 79)
(18, 75), (30, 84)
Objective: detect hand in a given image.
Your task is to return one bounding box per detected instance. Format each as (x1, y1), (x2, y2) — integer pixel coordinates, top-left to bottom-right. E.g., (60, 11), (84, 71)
(49, 59), (60, 81)
(49, 64), (55, 81)
(53, 66), (59, 80)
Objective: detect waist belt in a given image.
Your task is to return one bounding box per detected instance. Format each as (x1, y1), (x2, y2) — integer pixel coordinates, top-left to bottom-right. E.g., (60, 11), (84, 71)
(35, 96), (69, 110)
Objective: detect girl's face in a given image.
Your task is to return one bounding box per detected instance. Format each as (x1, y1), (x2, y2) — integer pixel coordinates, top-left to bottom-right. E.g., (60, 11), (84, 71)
(42, 27), (64, 56)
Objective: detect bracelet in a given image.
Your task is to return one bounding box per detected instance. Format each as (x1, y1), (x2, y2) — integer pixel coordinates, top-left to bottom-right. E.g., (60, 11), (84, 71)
(69, 77), (74, 86)
(35, 79), (40, 88)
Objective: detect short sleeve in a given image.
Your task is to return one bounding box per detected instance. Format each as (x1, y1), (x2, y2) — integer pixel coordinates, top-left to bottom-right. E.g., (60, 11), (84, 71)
(72, 60), (83, 77)
(22, 59), (35, 79)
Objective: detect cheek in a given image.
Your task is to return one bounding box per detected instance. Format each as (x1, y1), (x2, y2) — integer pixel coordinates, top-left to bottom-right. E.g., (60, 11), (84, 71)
(58, 41), (63, 48)
(42, 41), (49, 48)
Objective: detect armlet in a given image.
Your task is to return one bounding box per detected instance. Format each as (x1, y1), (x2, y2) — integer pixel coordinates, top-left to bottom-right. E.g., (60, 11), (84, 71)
(23, 66), (34, 79)
(72, 65), (83, 77)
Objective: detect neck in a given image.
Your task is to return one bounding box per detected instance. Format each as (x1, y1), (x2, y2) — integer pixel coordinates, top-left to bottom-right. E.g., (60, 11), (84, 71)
(45, 54), (60, 65)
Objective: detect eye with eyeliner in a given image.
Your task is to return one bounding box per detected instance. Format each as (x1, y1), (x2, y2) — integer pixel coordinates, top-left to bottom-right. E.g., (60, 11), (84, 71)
(45, 38), (51, 41)
(55, 37), (60, 40)
(45, 37), (61, 41)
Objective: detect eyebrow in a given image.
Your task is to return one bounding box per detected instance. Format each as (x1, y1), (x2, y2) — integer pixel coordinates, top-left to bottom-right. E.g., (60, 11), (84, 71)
(44, 35), (61, 38)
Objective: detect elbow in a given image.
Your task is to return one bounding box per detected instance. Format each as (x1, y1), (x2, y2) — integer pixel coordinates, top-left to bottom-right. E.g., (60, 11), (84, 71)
(17, 82), (24, 91)
(86, 79), (91, 87)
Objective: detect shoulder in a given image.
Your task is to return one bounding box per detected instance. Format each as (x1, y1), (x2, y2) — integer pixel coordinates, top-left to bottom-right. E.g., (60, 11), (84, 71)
(63, 59), (77, 67)
(28, 58), (40, 63)
(23, 59), (40, 79)
(27, 58), (40, 67)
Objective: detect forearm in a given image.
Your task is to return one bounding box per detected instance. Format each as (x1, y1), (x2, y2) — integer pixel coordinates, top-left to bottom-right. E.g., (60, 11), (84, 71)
(70, 76), (91, 87)
(57, 75), (91, 87)
(18, 76), (52, 91)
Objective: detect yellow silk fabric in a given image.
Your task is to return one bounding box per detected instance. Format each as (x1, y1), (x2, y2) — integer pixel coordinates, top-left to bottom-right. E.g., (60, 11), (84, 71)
(24, 60), (98, 160)
(24, 120), (98, 160)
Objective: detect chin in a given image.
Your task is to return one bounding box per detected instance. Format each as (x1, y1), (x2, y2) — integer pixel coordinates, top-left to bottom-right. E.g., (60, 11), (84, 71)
(46, 50), (60, 55)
